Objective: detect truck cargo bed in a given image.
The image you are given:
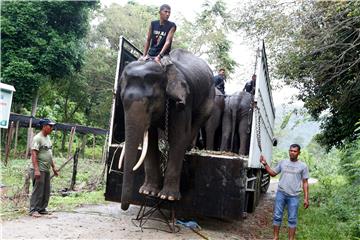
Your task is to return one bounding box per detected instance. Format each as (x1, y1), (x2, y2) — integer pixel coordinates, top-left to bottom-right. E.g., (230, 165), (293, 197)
(105, 147), (247, 220)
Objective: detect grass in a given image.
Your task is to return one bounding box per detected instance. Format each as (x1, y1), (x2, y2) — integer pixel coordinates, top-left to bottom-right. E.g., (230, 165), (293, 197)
(276, 183), (359, 240)
(0, 156), (107, 220)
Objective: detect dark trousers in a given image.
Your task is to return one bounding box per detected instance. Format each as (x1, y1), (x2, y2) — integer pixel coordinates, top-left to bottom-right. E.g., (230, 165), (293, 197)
(29, 170), (50, 213)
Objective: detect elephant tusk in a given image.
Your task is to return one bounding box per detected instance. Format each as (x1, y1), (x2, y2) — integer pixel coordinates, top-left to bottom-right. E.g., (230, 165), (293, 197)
(133, 131), (149, 171)
(118, 144), (125, 169)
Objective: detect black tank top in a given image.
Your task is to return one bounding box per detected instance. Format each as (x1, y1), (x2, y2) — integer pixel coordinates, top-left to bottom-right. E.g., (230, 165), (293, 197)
(148, 20), (176, 57)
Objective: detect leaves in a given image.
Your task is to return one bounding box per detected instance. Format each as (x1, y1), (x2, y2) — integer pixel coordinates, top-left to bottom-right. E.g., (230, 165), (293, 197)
(1, 1), (98, 110)
(176, 0), (237, 72)
(235, 0), (360, 149)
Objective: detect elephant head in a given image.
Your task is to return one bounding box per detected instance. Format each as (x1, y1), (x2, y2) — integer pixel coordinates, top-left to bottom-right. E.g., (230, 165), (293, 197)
(118, 60), (190, 210)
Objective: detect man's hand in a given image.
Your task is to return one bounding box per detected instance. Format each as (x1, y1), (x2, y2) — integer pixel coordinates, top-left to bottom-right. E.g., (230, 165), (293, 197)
(304, 198), (309, 209)
(154, 55), (161, 65)
(52, 168), (59, 177)
(34, 169), (41, 180)
(139, 55), (149, 61)
(260, 155), (267, 166)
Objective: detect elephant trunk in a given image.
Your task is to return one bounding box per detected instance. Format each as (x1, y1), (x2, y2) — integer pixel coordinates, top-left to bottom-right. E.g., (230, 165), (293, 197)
(121, 101), (149, 210)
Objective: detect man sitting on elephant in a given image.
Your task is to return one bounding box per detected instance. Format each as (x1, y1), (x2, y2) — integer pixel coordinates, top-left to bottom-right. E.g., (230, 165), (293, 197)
(140, 4), (176, 65)
(139, 4), (186, 107)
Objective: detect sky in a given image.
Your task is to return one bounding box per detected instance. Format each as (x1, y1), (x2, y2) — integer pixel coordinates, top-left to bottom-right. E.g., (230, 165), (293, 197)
(100, 0), (300, 107)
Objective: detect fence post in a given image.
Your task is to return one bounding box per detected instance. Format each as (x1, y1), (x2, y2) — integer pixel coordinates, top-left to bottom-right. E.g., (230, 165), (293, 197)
(25, 117), (33, 158)
(101, 133), (109, 163)
(68, 127), (76, 161)
(13, 121), (19, 159)
(4, 121), (15, 165)
(93, 134), (96, 160)
(70, 148), (80, 190)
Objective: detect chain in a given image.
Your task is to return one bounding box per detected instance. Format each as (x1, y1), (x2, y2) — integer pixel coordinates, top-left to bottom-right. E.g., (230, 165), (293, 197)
(247, 99), (254, 134)
(160, 97), (170, 175)
(255, 106), (263, 153)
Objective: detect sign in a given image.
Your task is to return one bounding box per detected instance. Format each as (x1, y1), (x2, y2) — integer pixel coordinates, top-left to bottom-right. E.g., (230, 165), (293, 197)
(0, 83), (16, 129)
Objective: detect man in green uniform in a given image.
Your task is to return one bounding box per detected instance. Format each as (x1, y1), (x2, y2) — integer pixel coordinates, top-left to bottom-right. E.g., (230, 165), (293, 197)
(29, 118), (58, 217)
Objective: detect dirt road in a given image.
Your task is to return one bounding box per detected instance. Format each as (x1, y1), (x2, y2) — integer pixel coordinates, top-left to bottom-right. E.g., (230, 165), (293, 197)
(1, 183), (277, 240)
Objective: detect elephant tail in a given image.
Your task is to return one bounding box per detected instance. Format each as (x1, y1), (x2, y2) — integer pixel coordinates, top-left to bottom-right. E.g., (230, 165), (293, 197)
(230, 107), (237, 151)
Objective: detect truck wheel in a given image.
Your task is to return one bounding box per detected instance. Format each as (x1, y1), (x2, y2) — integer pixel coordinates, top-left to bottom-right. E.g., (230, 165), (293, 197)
(260, 170), (270, 193)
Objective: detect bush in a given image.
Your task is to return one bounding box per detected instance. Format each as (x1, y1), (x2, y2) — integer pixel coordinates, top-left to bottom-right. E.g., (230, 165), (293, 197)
(308, 176), (360, 239)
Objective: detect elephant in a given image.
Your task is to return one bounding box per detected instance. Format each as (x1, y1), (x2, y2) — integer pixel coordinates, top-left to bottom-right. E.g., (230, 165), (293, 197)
(204, 88), (225, 150)
(118, 49), (215, 210)
(220, 91), (254, 155)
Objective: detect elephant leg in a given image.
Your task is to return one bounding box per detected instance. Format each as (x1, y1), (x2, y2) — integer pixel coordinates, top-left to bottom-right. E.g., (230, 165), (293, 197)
(159, 109), (189, 201)
(205, 120), (215, 150)
(190, 99), (214, 149)
(205, 107), (221, 150)
(139, 127), (162, 196)
(220, 108), (232, 151)
(238, 112), (251, 155)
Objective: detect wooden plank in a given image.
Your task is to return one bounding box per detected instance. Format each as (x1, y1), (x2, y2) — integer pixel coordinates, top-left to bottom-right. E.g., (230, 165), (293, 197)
(9, 113), (107, 135)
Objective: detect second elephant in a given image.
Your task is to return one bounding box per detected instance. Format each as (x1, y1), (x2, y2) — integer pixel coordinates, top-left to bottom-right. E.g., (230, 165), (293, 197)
(204, 88), (225, 150)
(220, 91), (254, 155)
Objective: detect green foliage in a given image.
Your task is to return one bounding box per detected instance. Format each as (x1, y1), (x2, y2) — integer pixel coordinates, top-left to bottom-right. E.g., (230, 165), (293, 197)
(340, 137), (360, 184)
(0, 157), (105, 219)
(94, 2), (157, 50)
(280, 110), (293, 130)
(306, 180), (360, 239)
(293, 185), (357, 240)
(176, 0), (237, 72)
(1, 1), (99, 111)
(49, 190), (105, 211)
(235, 0), (360, 149)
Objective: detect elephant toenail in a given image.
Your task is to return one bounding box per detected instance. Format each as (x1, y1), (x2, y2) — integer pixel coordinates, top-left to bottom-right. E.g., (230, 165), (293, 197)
(143, 190), (149, 195)
(160, 195), (166, 199)
(168, 196), (175, 201)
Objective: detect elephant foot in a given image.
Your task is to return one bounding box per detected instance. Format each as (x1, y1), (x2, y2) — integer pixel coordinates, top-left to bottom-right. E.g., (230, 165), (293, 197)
(157, 189), (181, 201)
(139, 184), (161, 197)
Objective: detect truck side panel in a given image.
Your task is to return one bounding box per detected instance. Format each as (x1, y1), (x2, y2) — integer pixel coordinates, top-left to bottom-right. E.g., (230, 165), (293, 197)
(248, 43), (276, 168)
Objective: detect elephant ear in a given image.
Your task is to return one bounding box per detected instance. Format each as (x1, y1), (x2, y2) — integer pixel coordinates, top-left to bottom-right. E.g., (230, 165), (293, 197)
(162, 57), (189, 105)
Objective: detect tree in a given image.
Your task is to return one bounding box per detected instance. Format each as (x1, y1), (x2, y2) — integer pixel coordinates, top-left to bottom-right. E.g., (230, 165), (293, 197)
(1, 1), (99, 112)
(176, 0), (237, 72)
(235, 0), (360, 149)
(94, 2), (157, 51)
